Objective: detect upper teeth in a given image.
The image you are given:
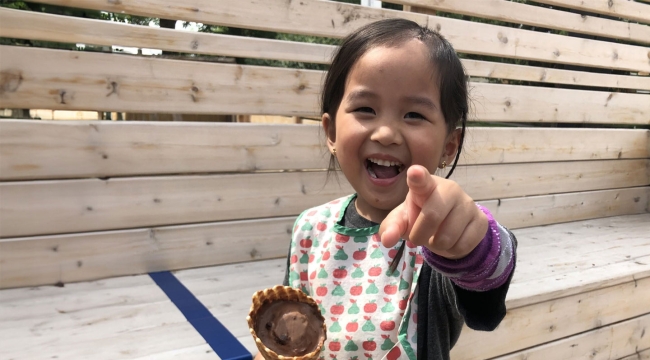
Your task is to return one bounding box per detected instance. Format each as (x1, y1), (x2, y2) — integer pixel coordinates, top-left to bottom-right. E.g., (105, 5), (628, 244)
(368, 158), (402, 167)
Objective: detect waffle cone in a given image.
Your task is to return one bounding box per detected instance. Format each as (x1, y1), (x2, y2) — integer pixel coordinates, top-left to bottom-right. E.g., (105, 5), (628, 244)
(247, 286), (326, 360)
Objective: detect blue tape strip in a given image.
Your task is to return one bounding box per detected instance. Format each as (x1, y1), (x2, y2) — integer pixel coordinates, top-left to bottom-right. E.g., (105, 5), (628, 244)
(150, 271), (252, 360)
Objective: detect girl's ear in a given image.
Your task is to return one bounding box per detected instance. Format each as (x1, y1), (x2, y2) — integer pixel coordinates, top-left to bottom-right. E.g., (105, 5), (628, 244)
(443, 128), (462, 163)
(322, 113), (336, 153)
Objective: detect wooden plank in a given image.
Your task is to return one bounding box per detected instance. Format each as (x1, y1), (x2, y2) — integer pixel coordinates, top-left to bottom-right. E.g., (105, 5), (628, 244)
(2, 46), (649, 123)
(505, 213), (650, 308)
(0, 171), (353, 238)
(0, 274), (215, 360)
(462, 58), (650, 91)
(4, 8), (648, 91)
(452, 277), (650, 359)
(0, 188), (646, 289)
(531, 0), (650, 25)
(0, 217), (295, 289)
(2, 120), (648, 180)
(0, 7), (333, 65)
(392, 0), (650, 44)
(481, 187), (650, 231)
(0, 120), (329, 180)
(30, 0), (650, 73)
(492, 313), (650, 360)
(617, 348), (650, 360)
(1, 159), (647, 237)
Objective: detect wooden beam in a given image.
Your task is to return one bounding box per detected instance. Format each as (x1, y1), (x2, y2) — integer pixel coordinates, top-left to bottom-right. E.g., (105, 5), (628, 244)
(492, 313), (650, 360)
(0, 217), (295, 289)
(2, 120), (648, 180)
(1, 47), (649, 124)
(453, 277), (650, 359)
(461, 59), (650, 91)
(28, 0), (650, 73)
(1, 159), (647, 238)
(4, 8), (648, 91)
(531, 0), (650, 25)
(0, 8), (333, 65)
(391, 0), (650, 45)
(481, 186), (650, 231)
(0, 189), (647, 289)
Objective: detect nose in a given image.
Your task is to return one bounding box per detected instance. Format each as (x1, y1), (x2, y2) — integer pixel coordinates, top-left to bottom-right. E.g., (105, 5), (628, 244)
(370, 119), (403, 146)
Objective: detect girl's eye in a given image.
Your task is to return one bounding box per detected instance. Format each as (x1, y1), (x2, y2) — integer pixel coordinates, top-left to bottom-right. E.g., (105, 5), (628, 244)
(405, 112), (426, 120)
(354, 107), (376, 115)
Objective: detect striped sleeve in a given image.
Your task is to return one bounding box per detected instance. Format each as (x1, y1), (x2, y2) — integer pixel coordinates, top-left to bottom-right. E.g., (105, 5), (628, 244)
(421, 205), (515, 292)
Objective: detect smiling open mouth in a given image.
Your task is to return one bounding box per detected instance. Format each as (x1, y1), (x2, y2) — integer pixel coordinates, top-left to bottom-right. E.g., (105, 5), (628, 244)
(366, 157), (405, 179)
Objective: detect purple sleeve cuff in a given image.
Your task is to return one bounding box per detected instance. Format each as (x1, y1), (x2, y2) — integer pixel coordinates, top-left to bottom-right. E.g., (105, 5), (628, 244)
(421, 204), (514, 291)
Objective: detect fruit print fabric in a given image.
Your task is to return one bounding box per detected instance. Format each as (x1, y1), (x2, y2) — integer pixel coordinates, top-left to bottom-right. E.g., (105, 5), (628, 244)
(289, 195), (422, 360)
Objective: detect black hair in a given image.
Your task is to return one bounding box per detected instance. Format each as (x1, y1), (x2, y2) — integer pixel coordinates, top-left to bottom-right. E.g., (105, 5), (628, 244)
(321, 18), (469, 273)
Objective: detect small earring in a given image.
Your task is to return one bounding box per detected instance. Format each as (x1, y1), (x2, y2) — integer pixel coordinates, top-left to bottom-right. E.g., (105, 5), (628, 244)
(440, 161), (447, 169)
(332, 148), (337, 156)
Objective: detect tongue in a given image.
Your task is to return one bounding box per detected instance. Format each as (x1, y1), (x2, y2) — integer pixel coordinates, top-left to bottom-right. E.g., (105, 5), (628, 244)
(369, 163), (399, 179)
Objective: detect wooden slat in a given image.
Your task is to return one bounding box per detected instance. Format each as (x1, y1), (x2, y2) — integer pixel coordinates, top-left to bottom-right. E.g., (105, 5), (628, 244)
(453, 277), (650, 359)
(391, 0), (650, 44)
(30, 0), (650, 73)
(617, 348), (650, 360)
(493, 313), (650, 360)
(4, 8), (648, 91)
(0, 7), (333, 65)
(0, 216), (295, 289)
(2, 47), (649, 123)
(1, 159), (647, 238)
(532, 0), (650, 25)
(0, 120), (329, 180)
(481, 187), (650, 231)
(1, 188), (647, 289)
(2, 120), (648, 180)
(0, 274), (218, 360)
(462, 59), (650, 91)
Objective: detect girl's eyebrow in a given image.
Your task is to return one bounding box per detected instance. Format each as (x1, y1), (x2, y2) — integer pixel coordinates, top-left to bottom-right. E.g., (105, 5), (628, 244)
(404, 95), (438, 111)
(346, 89), (378, 102)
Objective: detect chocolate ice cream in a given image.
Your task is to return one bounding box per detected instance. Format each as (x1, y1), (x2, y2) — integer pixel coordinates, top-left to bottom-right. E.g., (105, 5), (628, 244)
(254, 300), (325, 357)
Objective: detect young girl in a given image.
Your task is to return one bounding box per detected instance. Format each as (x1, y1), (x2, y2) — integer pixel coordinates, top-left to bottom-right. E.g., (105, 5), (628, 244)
(258, 18), (517, 360)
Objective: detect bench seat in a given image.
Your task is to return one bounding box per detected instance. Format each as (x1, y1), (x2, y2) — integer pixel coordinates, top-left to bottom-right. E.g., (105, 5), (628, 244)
(2, 213), (649, 360)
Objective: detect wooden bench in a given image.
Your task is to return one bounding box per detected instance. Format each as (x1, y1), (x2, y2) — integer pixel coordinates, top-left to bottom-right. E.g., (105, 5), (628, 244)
(1, 0), (649, 359)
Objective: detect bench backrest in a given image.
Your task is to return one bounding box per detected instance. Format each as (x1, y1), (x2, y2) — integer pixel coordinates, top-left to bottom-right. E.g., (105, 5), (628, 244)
(0, 0), (648, 289)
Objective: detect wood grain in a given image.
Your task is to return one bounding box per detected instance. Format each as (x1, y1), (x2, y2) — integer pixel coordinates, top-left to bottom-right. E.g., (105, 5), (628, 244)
(531, 0), (650, 24)
(1, 189), (647, 289)
(452, 277), (650, 359)
(2, 46), (649, 123)
(2, 120), (648, 180)
(29, 0), (650, 72)
(393, 0), (650, 44)
(4, 8), (649, 91)
(1, 159), (647, 237)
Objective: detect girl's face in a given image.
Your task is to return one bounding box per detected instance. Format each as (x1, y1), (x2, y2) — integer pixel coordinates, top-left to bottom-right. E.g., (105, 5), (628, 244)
(323, 39), (460, 222)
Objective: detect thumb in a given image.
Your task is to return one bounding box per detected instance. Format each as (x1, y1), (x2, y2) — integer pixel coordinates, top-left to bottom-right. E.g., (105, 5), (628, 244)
(406, 165), (437, 207)
(379, 202), (408, 248)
